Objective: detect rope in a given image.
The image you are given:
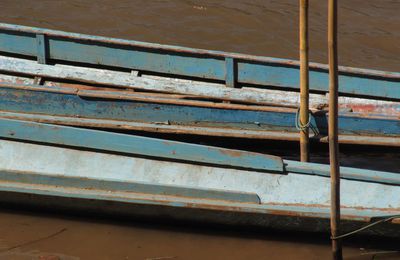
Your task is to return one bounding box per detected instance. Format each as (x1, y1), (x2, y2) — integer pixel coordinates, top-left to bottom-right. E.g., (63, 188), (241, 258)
(331, 215), (400, 240)
(295, 108), (312, 131)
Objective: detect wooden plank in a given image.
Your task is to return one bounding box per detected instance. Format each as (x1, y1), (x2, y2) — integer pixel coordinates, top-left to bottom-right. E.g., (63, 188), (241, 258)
(328, 0), (342, 257)
(0, 139), (398, 235)
(0, 118), (284, 172)
(1, 56), (399, 112)
(285, 160), (400, 186)
(1, 111), (400, 147)
(0, 56), (301, 107)
(36, 34), (47, 64)
(299, 0), (310, 162)
(0, 170), (261, 203)
(225, 57), (235, 88)
(0, 23), (399, 100)
(1, 84), (400, 141)
(0, 72), (397, 117)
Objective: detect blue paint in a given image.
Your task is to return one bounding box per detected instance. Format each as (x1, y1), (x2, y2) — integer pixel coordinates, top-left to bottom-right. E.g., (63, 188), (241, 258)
(0, 86), (300, 132)
(238, 62), (400, 100)
(0, 170), (261, 203)
(36, 34), (46, 64)
(0, 171), (396, 224)
(225, 57), (235, 88)
(0, 118), (284, 172)
(1, 85), (399, 137)
(0, 23), (398, 100)
(49, 38), (225, 80)
(0, 24), (399, 237)
(285, 160), (400, 185)
(0, 30), (36, 56)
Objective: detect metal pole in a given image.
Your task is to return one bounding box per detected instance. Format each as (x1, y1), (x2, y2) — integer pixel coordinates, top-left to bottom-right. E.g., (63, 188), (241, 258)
(299, 0), (310, 162)
(328, 0), (342, 259)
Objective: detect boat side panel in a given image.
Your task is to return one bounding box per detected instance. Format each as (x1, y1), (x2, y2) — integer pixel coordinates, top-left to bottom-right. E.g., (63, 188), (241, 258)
(0, 170), (262, 204)
(238, 62), (400, 100)
(1, 191), (398, 237)
(0, 28), (399, 100)
(1, 86), (400, 137)
(0, 30), (36, 56)
(0, 87), (300, 131)
(0, 119), (284, 172)
(0, 139), (399, 210)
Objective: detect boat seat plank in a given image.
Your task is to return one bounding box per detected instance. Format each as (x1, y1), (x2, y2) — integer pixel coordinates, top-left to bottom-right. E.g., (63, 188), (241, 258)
(0, 170), (261, 204)
(0, 118), (284, 172)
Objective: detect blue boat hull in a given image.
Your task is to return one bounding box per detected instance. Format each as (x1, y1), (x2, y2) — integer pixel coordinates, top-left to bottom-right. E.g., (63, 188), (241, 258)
(0, 23), (399, 100)
(0, 83), (399, 146)
(0, 24), (398, 236)
(0, 23), (399, 146)
(0, 119), (398, 237)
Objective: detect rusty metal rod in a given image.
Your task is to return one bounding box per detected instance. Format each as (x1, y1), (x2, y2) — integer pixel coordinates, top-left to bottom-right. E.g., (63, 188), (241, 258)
(328, 0), (342, 259)
(299, 0), (310, 162)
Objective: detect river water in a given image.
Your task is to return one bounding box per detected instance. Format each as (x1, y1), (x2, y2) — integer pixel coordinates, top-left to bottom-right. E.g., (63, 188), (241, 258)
(0, 0), (399, 259)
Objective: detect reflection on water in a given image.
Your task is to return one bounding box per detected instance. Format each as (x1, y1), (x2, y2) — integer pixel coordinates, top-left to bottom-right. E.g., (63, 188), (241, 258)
(0, 0), (399, 259)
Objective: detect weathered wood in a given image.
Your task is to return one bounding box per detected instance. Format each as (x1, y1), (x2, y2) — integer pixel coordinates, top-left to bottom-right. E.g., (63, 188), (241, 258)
(0, 118), (284, 172)
(0, 170), (262, 203)
(0, 23), (399, 100)
(0, 134), (398, 237)
(0, 56), (298, 107)
(1, 56), (399, 114)
(1, 110), (400, 147)
(285, 160), (400, 186)
(0, 117), (398, 186)
(328, 0), (342, 258)
(299, 0), (310, 162)
(36, 34), (47, 64)
(225, 57), (236, 88)
(1, 83), (400, 147)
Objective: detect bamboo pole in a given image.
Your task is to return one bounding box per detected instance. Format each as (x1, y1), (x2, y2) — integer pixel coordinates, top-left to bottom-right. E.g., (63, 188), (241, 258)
(328, 0), (342, 259)
(299, 0), (310, 162)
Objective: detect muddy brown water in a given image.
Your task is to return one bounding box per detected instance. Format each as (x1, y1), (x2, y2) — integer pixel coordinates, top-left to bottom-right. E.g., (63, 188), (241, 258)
(1, 0), (400, 71)
(0, 1), (400, 259)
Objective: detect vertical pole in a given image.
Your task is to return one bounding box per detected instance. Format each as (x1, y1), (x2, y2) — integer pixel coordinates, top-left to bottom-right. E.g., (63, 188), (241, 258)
(299, 0), (310, 162)
(328, 0), (342, 259)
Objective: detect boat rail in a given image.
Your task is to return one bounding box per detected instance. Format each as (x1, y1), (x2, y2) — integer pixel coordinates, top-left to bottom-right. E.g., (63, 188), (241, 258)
(0, 23), (398, 101)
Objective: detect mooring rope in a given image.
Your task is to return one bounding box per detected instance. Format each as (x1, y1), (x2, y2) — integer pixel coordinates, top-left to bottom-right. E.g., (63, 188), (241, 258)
(331, 215), (400, 240)
(295, 107), (312, 131)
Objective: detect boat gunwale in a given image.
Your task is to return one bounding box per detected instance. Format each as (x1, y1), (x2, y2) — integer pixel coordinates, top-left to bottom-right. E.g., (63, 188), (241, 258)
(2, 82), (400, 121)
(0, 22), (399, 80)
(0, 118), (399, 184)
(0, 176), (398, 224)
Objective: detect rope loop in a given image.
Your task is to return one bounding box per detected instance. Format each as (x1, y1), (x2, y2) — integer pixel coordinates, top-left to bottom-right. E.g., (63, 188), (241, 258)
(295, 108), (312, 131)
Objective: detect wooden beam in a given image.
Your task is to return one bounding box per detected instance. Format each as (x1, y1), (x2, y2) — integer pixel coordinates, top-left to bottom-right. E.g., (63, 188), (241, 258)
(0, 22), (399, 100)
(1, 56), (399, 111)
(0, 118), (285, 173)
(0, 56), (299, 108)
(300, 0), (310, 162)
(328, 0), (343, 258)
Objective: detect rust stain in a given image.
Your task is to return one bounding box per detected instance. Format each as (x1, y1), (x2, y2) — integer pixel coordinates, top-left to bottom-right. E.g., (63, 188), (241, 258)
(218, 149), (244, 158)
(1, 112), (400, 147)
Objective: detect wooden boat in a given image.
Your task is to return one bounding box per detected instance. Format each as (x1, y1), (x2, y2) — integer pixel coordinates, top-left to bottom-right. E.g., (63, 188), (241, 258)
(0, 24), (399, 236)
(0, 118), (399, 236)
(0, 23), (399, 147)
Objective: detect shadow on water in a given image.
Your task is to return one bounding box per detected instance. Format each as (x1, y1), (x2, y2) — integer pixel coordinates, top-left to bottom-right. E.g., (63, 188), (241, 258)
(0, 203), (399, 251)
